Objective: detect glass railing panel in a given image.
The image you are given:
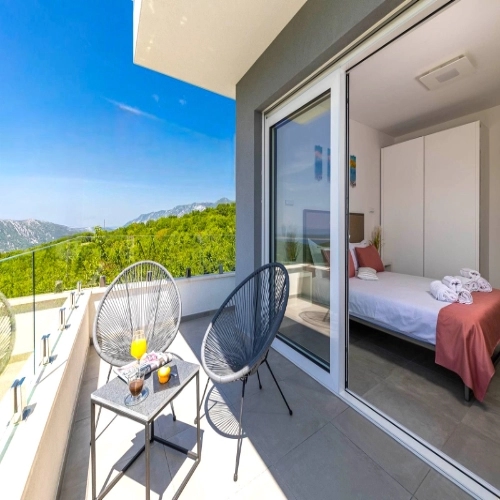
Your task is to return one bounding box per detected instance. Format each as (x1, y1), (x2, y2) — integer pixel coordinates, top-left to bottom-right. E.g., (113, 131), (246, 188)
(0, 250), (35, 445)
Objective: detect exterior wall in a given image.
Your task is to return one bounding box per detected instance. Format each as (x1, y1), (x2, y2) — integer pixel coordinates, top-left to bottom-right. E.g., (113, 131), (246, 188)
(235, 0), (407, 282)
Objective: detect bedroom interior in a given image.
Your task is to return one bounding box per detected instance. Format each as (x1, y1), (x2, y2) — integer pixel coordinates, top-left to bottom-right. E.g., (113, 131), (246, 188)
(345, 0), (500, 490)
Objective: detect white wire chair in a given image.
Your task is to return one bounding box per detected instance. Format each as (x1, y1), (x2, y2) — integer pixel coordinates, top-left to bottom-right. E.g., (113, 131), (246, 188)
(93, 261), (181, 417)
(200, 262), (292, 481)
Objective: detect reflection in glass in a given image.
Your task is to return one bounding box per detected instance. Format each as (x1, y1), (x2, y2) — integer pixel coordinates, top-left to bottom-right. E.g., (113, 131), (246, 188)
(271, 93), (331, 368)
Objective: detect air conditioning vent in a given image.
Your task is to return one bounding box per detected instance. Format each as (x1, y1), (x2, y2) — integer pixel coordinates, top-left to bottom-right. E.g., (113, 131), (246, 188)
(418, 55), (475, 90)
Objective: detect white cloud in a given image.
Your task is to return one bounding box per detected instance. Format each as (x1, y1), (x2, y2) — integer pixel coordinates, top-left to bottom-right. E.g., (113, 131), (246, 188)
(152, 94), (159, 103)
(179, 98), (187, 106)
(105, 98), (162, 121)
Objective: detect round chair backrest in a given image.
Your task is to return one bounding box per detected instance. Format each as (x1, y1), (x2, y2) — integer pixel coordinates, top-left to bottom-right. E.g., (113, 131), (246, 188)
(93, 261), (181, 367)
(201, 262), (289, 383)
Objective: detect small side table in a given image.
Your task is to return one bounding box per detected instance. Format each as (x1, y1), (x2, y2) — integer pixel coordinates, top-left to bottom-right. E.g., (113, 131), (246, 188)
(90, 360), (201, 500)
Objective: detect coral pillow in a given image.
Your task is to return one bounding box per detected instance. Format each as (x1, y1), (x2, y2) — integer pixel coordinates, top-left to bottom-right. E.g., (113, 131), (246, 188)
(355, 245), (384, 273)
(348, 251), (355, 278)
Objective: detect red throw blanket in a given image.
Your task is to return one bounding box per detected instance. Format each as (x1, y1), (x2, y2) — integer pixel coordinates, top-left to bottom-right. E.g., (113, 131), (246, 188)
(436, 290), (500, 401)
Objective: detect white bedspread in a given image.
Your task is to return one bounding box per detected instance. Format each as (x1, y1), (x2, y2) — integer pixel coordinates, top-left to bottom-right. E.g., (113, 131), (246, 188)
(349, 272), (449, 345)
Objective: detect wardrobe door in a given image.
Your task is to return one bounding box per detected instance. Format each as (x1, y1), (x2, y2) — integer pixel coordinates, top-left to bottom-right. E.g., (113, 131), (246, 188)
(424, 122), (479, 279)
(381, 137), (424, 276)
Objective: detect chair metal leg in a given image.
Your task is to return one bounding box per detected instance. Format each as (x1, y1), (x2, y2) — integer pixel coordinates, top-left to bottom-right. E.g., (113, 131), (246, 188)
(234, 377), (247, 482)
(194, 377), (210, 424)
(95, 364), (113, 434)
(170, 402), (176, 421)
(265, 359), (293, 416)
(256, 370), (262, 390)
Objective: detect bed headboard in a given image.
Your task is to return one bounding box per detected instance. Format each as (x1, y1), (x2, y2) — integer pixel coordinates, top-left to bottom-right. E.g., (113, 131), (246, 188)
(349, 213), (364, 243)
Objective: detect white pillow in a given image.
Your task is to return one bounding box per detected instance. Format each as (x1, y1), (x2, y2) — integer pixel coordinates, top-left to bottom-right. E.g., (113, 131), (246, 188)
(308, 239), (326, 266)
(349, 240), (369, 271)
(357, 267), (378, 281)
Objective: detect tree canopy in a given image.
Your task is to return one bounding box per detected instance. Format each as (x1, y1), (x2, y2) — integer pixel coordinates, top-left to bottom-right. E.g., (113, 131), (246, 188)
(0, 203), (236, 299)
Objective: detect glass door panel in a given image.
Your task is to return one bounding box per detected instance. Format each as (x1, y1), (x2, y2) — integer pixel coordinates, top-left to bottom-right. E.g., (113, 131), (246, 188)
(271, 92), (331, 368)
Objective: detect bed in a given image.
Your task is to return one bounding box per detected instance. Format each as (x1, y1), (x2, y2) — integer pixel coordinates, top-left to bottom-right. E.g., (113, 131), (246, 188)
(349, 271), (500, 402)
(349, 271), (447, 346)
(345, 214), (500, 402)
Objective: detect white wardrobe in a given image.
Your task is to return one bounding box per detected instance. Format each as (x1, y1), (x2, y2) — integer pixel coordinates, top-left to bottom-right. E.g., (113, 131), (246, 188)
(381, 121), (488, 280)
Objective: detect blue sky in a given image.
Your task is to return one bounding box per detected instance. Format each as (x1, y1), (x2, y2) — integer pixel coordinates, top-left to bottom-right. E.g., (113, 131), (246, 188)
(0, 0), (235, 228)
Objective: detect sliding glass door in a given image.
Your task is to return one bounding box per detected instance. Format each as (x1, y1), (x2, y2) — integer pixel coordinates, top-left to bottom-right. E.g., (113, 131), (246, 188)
(270, 93), (332, 368)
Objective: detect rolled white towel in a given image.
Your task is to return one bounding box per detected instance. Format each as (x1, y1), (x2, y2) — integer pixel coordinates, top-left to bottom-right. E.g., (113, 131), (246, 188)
(462, 280), (479, 292)
(454, 276), (470, 285)
(460, 268), (480, 279)
(476, 277), (492, 293)
(457, 290), (473, 305)
(442, 276), (462, 293)
(430, 281), (458, 303)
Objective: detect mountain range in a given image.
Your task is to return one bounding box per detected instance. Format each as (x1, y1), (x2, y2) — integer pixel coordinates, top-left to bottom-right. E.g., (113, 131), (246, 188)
(125, 198), (233, 225)
(0, 199), (234, 252)
(0, 219), (84, 253)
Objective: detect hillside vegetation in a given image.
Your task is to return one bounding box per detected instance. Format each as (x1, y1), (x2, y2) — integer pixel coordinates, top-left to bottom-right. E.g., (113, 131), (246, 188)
(0, 203), (235, 299)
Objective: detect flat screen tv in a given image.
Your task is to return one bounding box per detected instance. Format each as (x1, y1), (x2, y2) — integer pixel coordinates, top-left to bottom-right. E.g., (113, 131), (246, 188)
(303, 209), (330, 263)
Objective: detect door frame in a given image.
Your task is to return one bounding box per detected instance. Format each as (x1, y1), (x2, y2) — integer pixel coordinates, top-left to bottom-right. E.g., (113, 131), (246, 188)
(262, 0), (497, 497)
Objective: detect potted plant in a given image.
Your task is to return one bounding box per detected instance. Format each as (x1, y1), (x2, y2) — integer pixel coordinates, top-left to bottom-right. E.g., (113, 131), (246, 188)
(285, 228), (299, 263)
(370, 225), (382, 254)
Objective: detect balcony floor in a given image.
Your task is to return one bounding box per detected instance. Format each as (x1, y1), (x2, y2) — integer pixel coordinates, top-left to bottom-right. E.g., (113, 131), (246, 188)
(58, 315), (471, 500)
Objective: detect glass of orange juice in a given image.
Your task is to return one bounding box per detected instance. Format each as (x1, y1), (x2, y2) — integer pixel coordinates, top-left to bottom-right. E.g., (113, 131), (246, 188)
(125, 329), (149, 406)
(130, 329), (147, 360)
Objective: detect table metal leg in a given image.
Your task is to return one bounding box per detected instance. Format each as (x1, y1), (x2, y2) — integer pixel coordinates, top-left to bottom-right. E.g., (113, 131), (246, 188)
(196, 372), (201, 459)
(150, 420), (154, 442)
(145, 423), (150, 500)
(91, 402), (96, 500)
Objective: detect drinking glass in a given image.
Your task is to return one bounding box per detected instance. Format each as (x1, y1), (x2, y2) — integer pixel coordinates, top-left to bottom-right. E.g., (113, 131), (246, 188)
(125, 329), (149, 405)
(125, 366), (148, 406)
(130, 329), (147, 361)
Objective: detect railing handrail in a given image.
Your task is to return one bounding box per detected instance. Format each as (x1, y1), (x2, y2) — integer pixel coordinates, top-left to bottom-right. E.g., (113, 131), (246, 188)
(0, 235), (88, 264)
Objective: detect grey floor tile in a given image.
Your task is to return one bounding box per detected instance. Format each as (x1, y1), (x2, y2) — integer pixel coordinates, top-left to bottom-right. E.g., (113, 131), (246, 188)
(349, 341), (410, 381)
(59, 417), (91, 494)
(274, 423), (412, 500)
(442, 423), (500, 490)
(74, 376), (99, 423)
(59, 477), (88, 500)
(266, 348), (304, 382)
(461, 399), (500, 445)
(333, 408), (429, 494)
(240, 378), (331, 467)
(414, 470), (473, 500)
(83, 346), (101, 381)
(480, 368), (500, 405)
(349, 322), (424, 361)
(347, 363), (384, 396)
(411, 349), (462, 382)
(384, 361), (471, 422)
(228, 467), (298, 500)
(279, 375), (348, 421)
(363, 381), (458, 448)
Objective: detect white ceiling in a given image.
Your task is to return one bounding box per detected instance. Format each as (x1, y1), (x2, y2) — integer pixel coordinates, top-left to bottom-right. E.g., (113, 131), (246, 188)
(349, 0), (500, 137)
(133, 0), (307, 98)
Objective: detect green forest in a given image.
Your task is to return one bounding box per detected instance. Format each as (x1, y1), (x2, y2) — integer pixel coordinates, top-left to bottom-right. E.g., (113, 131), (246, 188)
(0, 203), (236, 299)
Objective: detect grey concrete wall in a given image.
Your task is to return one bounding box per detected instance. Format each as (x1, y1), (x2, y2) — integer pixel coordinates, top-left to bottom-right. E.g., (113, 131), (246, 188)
(235, 0), (406, 282)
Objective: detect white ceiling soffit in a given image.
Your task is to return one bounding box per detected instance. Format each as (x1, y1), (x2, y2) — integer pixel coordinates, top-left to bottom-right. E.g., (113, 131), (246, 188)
(133, 0), (308, 98)
(349, 0), (500, 137)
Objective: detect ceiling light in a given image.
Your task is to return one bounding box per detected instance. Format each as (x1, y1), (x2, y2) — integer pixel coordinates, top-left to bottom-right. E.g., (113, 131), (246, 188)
(418, 55), (475, 91)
